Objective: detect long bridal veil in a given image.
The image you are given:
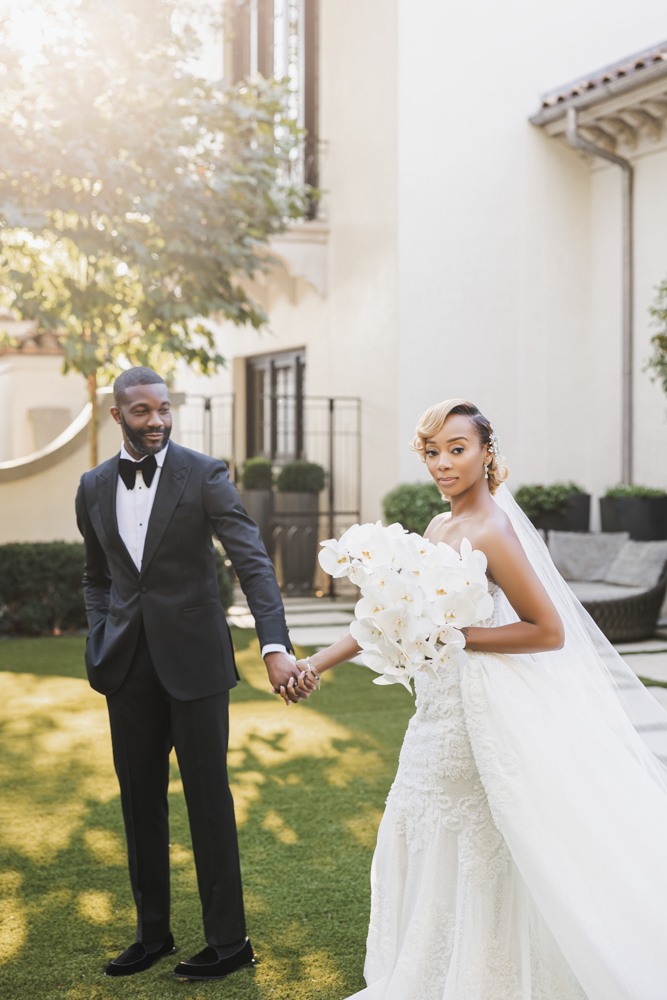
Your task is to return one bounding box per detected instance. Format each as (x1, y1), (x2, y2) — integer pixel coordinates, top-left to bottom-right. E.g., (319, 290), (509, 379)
(458, 484), (667, 1000)
(493, 482), (667, 782)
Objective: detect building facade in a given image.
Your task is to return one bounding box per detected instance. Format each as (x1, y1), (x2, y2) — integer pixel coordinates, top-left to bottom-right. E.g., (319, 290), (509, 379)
(4, 1), (667, 540)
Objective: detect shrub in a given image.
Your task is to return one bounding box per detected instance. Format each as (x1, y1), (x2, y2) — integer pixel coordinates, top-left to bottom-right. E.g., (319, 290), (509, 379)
(0, 542), (87, 636)
(382, 482), (447, 536)
(0, 541), (235, 636)
(604, 483), (666, 499)
(214, 550), (234, 610)
(276, 460), (326, 493)
(241, 457), (273, 490)
(513, 482), (586, 519)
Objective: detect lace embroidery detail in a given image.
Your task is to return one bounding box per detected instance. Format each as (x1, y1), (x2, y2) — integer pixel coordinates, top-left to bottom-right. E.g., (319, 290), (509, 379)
(357, 582), (588, 1000)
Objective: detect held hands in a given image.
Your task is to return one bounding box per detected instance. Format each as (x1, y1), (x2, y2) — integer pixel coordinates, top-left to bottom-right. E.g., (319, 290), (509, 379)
(264, 651), (313, 706)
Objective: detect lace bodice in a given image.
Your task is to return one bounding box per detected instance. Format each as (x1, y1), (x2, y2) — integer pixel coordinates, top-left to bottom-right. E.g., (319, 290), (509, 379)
(364, 578), (587, 998)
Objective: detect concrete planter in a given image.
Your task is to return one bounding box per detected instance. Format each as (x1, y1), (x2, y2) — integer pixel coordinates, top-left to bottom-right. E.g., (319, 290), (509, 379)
(238, 489), (273, 555)
(530, 493), (591, 533)
(272, 492), (320, 593)
(600, 495), (667, 540)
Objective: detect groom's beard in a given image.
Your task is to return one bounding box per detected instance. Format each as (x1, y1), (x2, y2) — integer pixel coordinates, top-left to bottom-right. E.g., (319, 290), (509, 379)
(121, 413), (171, 457)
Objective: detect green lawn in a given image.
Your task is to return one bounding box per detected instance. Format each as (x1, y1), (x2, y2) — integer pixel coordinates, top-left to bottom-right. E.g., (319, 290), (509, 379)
(0, 629), (414, 1000)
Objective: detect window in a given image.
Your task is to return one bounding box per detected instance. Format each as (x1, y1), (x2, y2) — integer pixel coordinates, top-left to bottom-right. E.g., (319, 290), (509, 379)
(246, 349), (305, 461)
(226, 0), (319, 201)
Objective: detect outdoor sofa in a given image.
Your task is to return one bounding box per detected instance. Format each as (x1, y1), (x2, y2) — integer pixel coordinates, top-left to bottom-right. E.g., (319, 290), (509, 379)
(548, 531), (667, 643)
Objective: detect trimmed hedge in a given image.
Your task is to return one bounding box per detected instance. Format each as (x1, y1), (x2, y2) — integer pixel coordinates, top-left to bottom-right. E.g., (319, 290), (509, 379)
(0, 541), (234, 636)
(276, 460), (326, 493)
(513, 482), (585, 519)
(605, 483), (666, 499)
(241, 456), (273, 490)
(0, 542), (87, 636)
(382, 482), (447, 536)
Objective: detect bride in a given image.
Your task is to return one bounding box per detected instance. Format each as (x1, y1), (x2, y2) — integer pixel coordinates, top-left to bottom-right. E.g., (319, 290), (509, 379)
(290, 399), (667, 1000)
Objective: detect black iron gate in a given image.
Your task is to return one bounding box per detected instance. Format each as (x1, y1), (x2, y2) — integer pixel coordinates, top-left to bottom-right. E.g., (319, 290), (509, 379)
(178, 392), (361, 594)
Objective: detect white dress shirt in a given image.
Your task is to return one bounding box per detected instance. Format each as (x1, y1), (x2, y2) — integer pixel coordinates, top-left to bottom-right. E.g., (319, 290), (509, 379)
(116, 440), (290, 661)
(116, 441), (168, 571)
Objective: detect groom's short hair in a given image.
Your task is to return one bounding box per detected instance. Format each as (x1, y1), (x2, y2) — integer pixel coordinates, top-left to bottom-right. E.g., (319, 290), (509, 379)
(114, 367), (167, 404)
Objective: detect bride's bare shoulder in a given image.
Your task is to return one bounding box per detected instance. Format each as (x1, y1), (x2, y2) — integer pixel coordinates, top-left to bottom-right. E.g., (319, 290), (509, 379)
(469, 504), (519, 553)
(424, 511), (451, 541)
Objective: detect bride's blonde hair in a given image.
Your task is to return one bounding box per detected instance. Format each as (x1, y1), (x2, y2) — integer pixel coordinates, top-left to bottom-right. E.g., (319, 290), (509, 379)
(411, 399), (509, 496)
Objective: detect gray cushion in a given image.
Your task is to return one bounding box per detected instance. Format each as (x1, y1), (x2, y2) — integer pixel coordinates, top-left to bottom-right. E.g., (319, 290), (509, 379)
(548, 531), (629, 581)
(604, 540), (667, 589)
(567, 580), (649, 603)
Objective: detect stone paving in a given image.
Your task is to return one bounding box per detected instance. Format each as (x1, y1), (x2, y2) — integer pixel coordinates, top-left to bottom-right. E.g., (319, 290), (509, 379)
(228, 593), (667, 706)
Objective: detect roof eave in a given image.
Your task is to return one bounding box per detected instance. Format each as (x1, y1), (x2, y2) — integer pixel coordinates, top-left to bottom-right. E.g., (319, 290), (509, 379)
(530, 58), (667, 127)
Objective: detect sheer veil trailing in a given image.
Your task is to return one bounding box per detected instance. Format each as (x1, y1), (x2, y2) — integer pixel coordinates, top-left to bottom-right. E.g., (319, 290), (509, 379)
(493, 483), (667, 783)
(456, 484), (667, 1000)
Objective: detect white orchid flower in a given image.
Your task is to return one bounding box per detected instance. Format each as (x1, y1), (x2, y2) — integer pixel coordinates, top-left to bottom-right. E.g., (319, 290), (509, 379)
(318, 539), (354, 579)
(350, 617), (385, 649)
(407, 533), (436, 559)
(385, 522), (408, 539)
(429, 622), (463, 646)
(366, 565), (403, 593)
(356, 586), (395, 620)
(429, 640), (468, 671)
(430, 592), (479, 630)
(383, 575), (424, 617)
(402, 636), (438, 661)
(347, 522), (394, 570)
(373, 602), (419, 644)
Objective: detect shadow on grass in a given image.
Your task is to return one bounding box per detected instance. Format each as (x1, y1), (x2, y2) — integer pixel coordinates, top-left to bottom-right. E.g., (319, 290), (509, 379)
(0, 630), (414, 1000)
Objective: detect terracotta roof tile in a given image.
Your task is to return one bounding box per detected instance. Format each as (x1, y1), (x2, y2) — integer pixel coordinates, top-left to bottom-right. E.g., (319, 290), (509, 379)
(540, 40), (667, 110)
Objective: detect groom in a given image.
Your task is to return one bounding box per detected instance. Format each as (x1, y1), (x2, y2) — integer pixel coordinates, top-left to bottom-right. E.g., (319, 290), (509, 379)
(75, 367), (303, 981)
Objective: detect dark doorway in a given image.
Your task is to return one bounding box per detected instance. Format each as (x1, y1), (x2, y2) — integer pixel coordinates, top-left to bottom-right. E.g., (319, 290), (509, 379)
(246, 349), (305, 462)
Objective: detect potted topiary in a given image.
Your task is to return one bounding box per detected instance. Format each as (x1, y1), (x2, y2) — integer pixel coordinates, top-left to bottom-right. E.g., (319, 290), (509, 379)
(514, 482), (590, 533)
(382, 482), (448, 535)
(237, 457), (273, 554)
(600, 484), (667, 540)
(273, 460), (326, 593)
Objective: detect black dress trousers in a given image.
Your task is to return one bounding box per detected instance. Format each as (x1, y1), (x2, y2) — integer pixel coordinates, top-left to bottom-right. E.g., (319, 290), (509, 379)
(106, 624), (246, 945)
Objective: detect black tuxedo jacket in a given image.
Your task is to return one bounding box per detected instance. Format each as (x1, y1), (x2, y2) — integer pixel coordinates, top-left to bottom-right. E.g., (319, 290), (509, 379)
(75, 441), (291, 700)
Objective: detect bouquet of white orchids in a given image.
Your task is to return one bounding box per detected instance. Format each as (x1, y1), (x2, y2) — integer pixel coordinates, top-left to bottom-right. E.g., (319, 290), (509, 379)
(318, 522), (494, 691)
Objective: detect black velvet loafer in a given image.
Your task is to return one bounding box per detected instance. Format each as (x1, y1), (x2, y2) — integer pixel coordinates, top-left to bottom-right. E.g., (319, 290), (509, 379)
(172, 938), (255, 981)
(104, 933), (176, 977)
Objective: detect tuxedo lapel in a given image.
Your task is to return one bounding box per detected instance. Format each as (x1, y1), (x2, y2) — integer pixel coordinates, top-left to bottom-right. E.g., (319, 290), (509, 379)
(139, 444), (191, 579)
(95, 456), (139, 578)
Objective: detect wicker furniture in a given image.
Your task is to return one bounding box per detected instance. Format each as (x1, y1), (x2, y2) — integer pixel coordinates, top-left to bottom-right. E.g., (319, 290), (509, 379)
(548, 531), (667, 643)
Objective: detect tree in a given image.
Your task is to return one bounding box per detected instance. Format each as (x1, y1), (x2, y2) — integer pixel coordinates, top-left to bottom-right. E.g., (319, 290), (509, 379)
(0, 0), (309, 465)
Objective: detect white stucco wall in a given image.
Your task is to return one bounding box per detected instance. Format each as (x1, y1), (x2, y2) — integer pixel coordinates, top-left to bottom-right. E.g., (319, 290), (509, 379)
(178, 0), (399, 522)
(0, 355), (87, 461)
(396, 1), (667, 509)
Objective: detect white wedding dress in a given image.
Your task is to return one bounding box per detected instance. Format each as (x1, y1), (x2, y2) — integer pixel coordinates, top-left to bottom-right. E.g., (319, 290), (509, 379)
(346, 487), (667, 1000)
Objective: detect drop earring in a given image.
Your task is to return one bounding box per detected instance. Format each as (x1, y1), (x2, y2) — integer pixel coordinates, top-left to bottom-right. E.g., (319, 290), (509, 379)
(484, 464), (489, 479)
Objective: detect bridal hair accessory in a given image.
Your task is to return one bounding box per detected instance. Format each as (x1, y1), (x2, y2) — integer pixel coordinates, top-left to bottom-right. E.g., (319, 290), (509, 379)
(319, 522), (493, 691)
(488, 424), (500, 460)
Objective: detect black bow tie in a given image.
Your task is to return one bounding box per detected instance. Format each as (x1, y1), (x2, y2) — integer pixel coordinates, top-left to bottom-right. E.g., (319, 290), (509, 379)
(119, 454), (158, 490)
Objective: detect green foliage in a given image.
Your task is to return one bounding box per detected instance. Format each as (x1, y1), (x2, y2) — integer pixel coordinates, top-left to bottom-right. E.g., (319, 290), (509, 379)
(0, 0), (310, 384)
(647, 280), (667, 397)
(276, 460), (326, 493)
(604, 483), (666, 499)
(214, 549), (234, 610)
(513, 482), (586, 519)
(0, 541), (233, 634)
(382, 482), (447, 536)
(241, 456), (273, 490)
(0, 542), (87, 636)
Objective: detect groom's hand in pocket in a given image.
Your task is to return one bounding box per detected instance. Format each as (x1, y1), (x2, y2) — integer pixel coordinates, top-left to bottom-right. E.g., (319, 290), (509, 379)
(264, 651), (308, 705)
